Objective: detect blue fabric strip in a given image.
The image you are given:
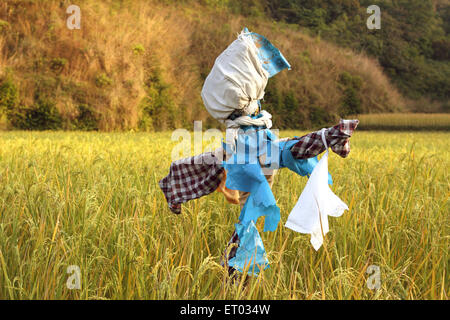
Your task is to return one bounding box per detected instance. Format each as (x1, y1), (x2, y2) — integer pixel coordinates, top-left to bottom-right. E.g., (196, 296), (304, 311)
(228, 221), (270, 275)
(280, 139), (333, 185)
(243, 27), (291, 78)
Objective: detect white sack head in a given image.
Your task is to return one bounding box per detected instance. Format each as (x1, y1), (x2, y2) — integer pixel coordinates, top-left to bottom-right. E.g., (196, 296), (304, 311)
(201, 31), (269, 123)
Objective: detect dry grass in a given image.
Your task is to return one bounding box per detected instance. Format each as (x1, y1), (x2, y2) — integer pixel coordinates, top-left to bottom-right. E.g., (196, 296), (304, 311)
(0, 0), (405, 130)
(0, 0), (209, 129)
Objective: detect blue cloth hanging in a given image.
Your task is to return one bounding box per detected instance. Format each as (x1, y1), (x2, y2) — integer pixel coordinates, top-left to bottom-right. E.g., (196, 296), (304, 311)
(228, 221), (269, 275)
(238, 192), (280, 232)
(279, 139), (333, 185)
(223, 126), (281, 232)
(223, 129), (333, 275)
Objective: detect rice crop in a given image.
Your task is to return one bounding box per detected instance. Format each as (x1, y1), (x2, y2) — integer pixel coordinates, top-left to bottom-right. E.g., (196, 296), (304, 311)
(0, 130), (448, 299)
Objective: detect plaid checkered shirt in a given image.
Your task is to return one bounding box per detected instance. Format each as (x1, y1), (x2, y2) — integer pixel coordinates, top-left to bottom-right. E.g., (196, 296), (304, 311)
(159, 119), (359, 214)
(159, 152), (224, 214)
(290, 119), (359, 159)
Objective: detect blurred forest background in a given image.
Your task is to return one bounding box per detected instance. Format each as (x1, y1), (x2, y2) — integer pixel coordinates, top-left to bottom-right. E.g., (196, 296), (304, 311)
(0, 0), (448, 131)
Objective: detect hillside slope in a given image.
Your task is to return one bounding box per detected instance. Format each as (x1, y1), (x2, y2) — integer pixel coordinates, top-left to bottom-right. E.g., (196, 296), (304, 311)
(0, 0), (405, 130)
(229, 0), (450, 111)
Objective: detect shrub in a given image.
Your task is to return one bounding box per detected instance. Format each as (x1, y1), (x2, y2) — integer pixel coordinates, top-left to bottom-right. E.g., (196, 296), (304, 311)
(432, 39), (450, 61)
(0, 19), (9, 32)
(132, 44), (145, 55)
(49, 58), (68, 73)
(139, 64), (176, 131)
(282, 90), (300, 128)
(74, 104), (98, 131)
(138, 113), (153, 132)
(0, 76), (18, 114)
(309, 105), (335, 127)
(338, 71), (363, 116)
(8, 99), (62, 130)
(95, 73), (113, 88)
(340, 87), (362, 116)
(299, 50), (312, 66)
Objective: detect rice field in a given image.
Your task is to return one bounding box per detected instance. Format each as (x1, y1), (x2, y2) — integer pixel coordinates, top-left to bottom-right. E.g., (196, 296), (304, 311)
(357, 113), (450, 131)
(0, 130), (448, 299)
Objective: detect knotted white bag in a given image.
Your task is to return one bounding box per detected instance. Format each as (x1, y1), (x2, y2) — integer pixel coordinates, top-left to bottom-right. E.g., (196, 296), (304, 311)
(201, 31), (269, 124)
(285, 128), (348, 250)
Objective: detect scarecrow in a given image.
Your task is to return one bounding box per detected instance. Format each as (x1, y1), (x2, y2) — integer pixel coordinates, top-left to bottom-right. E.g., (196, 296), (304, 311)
(159, 29), (359, 276)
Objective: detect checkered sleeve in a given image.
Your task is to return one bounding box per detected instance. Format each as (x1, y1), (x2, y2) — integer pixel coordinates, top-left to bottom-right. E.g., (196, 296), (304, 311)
(290, 119), (359, 159)
(159, 152), (224, 214)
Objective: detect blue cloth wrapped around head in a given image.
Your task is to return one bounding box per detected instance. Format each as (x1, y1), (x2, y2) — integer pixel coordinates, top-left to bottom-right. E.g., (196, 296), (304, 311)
(243, 27), (291, 78)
